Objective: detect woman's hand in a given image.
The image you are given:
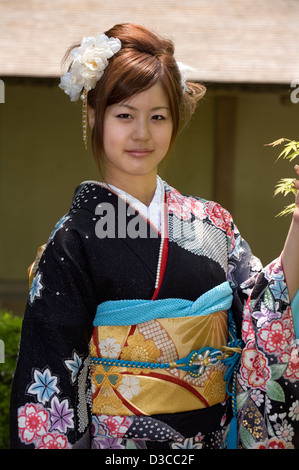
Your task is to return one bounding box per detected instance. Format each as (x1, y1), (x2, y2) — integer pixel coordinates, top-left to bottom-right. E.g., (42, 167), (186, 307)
(293, 165), (299, 223)
(282, 165), (299, 302)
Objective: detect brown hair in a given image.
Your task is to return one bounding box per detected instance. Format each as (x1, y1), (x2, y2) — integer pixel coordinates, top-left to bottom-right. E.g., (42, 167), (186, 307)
(63, 23), (206, 168)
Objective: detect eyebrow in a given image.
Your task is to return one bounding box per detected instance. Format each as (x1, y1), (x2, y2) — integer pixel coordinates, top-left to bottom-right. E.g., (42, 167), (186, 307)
(118, 104), (169, 112)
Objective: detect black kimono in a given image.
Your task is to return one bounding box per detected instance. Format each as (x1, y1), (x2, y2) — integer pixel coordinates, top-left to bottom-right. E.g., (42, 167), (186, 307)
(10, 178), (299, 449)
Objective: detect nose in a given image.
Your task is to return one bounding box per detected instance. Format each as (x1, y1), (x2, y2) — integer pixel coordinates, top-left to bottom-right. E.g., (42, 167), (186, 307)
(132, 117), (151, 142)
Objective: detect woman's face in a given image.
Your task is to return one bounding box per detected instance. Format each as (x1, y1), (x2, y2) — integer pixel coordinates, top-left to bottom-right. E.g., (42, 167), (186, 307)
(100, 81), (173, 185)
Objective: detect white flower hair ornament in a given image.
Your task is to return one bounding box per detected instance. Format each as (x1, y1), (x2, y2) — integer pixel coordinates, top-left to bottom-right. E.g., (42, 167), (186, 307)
(59, 33), (194, 149)
(59, 33), (121, 149)
(176, 62), (196, 94)
(59, 33), (122, 101)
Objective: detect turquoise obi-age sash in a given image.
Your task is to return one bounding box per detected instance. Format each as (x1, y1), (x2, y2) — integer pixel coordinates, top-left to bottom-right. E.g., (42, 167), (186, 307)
(94, 282), (299, 341)
(292, 289), (299, 343)
(94, 281), (233, 326)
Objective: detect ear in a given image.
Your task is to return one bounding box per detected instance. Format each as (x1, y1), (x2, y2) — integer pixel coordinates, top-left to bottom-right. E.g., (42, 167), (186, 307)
(87, 105), (95, 130)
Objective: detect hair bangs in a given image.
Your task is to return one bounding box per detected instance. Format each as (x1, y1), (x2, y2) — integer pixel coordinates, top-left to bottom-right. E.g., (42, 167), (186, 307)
(106, 53), (161, 107)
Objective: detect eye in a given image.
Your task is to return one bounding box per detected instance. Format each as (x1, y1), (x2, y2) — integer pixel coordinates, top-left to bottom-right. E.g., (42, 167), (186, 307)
(116, 113), (132, 119)
(151, 114), (166, 121)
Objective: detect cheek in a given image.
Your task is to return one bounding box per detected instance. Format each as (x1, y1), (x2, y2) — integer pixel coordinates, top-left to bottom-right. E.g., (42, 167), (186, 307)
(102, 125), (121, 155)
(159, 125), (173, 150)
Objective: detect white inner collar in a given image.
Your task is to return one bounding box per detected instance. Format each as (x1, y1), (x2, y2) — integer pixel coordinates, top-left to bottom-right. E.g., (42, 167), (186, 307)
(107, 176), (163, 231)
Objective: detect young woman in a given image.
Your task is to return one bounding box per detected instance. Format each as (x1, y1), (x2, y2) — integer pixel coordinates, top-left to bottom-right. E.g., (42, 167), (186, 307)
(10, 23), (299, 449)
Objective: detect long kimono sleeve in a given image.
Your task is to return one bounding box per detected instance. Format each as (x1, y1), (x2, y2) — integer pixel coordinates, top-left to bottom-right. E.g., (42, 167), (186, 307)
(10, 219), (97, 449)
(227, 222), (299, 448)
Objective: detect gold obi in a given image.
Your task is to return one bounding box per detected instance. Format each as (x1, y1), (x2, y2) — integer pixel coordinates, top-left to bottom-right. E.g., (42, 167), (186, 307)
(89, 310), (229, 416)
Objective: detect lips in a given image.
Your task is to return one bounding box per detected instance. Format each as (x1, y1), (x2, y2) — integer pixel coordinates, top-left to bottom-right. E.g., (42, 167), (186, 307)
(126, 149), (153, 157)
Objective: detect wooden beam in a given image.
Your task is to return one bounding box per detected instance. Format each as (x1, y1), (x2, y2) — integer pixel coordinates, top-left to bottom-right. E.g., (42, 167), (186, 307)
(214, 95), (238, 213)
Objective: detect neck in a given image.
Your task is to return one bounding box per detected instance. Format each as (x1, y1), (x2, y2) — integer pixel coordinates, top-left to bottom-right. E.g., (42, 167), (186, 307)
(104, 173), (158, 206)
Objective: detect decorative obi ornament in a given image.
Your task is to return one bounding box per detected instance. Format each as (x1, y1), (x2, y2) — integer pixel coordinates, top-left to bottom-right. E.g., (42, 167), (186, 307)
(89, 282), (241, 416)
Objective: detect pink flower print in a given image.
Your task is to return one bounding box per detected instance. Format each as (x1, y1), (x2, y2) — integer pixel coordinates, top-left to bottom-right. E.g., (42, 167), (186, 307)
(102, 415), (132, 438)
(242, 313), (255, 343)
(241, 342), (271, 390)
(167, 186), (207, 221)
(259, 321), (292, 354)
(264, 258), (284, 282)
(188, 198), (206, 219)
(204, 201), (231, 231)
(167, 192), (192, 220)
(37, 432), (69, 449)
(204, 201), (234, 248)
(280, 348), (299, 382)
(256, 437), (294, 449)
(18, 403), (50, 444)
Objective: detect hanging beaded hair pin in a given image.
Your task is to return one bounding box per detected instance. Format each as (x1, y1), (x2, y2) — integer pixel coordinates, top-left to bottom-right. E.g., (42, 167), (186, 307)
(59, 33), (194, 149)
(59, 34), (121, 150)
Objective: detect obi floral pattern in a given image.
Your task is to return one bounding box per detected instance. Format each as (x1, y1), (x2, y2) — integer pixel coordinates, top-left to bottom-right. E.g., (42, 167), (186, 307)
(90, 311), (229, 419)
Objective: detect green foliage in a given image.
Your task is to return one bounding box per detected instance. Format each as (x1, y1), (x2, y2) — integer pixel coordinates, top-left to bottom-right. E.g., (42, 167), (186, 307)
(0, 310), (22, 449)
(267, 138), (299, 216)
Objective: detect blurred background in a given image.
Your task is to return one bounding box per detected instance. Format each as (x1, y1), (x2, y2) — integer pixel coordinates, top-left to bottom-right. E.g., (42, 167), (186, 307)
(1, 0), (299, 316)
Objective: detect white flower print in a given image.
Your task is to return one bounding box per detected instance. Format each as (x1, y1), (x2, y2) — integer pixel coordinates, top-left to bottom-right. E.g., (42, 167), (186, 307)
(289, 400), (299, 422)
(250, 389), (264, 407)
(171, 437), (203, 449)
(118, 376), (141, 400)
(275, 420), (295, 442)
(99, 337), (121, 359)
(265, 395), (272, 413)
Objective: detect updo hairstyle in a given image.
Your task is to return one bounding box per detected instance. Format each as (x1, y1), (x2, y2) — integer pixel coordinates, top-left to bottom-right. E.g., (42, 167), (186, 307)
(63, 23), (206, 167)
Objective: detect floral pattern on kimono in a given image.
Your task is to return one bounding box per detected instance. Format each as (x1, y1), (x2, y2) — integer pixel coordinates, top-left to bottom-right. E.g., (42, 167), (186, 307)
(237, 257), (299, 449)
(9, 179), (299, 449)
